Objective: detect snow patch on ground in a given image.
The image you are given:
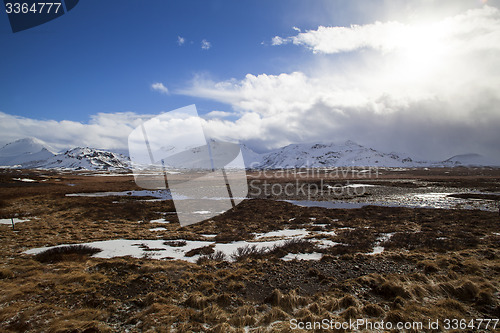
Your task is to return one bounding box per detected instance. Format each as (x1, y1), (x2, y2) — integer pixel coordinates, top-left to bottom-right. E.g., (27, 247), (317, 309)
(24, 226), (346, 262)
(149, 218), (171, 224)
(254, 228), (309, 239)
(25, 226), (385, 263)
(13, 178), (37, 182)
(0, 218), (31, 225)
(149, 227), (167, 232)
(325, 184), (375, 189)
(314, 239), (341, 249)
(282, 252), (323, 261)
(367, 233), (395, 255)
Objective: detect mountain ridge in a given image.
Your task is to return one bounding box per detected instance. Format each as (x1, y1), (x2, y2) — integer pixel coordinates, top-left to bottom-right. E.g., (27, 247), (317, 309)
(1, 137), (498, 170)
(0, 139), (130, 170)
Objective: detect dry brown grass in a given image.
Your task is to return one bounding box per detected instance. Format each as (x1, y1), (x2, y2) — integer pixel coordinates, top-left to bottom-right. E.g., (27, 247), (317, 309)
(0, 168), (499, 332)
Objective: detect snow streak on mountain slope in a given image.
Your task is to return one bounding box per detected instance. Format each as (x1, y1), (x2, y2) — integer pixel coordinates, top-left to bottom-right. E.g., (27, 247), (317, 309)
(0, 138), (56, 167)
(240, 144), (264, 169)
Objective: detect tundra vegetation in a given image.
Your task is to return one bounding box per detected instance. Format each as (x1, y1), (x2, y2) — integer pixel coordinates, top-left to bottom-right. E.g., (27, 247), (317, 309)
(0, 168), (499, 332)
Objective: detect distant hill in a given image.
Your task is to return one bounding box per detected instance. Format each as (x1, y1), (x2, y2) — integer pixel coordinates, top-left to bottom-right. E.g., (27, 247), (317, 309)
(441, 153), (500, 167)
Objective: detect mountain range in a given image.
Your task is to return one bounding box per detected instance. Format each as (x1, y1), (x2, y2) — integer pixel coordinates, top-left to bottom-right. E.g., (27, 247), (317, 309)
(0, 137), (498, 171)
(0, 138), (129, 170)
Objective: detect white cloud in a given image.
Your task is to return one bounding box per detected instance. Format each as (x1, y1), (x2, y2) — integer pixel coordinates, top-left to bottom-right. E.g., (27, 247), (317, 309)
(273, 6), (500, 55)
(2, 6), (499, 162)
(151, 82), (169, 95)
(177, 36), (185, 45)
(0, 111), (154, 152)
(205, 111), (233, 119)
(178, 6), (500, 160)
(271, 36), (286, 46)
(201, 39), (212, 50)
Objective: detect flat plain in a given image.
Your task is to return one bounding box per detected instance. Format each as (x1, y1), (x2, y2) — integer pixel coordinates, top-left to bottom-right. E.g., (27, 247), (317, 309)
(0, 167), (499, 332)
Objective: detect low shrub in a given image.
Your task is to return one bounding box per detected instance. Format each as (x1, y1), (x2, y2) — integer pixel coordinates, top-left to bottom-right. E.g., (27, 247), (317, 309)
(268, 238), (316, 258)
(34, 245), (102, 263)
(231, 245), (269, 261)
(197, 251), (227, 264)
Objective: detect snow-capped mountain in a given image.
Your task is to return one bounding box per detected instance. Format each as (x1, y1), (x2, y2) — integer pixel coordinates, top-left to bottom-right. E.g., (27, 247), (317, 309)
(1, 137), (498, 170)
(0, 138), (130, 170)
(0, 138), (56, 167)
(240, 144), (265, 168)
(250, 141), (422, 169)
(40, 147), (130, 170)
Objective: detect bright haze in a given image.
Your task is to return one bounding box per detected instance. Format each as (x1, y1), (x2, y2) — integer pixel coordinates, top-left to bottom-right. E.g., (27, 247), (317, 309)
(1, 0), (499, 161)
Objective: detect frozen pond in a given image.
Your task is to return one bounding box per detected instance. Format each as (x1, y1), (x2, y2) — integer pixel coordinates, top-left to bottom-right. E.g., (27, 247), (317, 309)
(285, 200), (368, 209)
(285, 189), (499, 212)
(66, 190), (172, 200)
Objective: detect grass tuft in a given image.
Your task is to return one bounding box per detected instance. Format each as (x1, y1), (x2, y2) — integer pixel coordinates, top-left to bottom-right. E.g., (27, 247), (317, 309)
(268, 238), (316, 258)
(342, 306), (360, 320)
(185, 245), (214, 257)
(455, 280), (479, 302)
(197, 250), (227, 264)
(184, 292), (208, 309)
(260, 307), (289, 325)
(265, 289), (301, 312)
(34, 245), (101, 263)
(231, 245), (268, 261)
(0, 268), (14, 279)
(362, 303), (385, 317)
(339, 295), (359, 309)
(375, 281), (412, 299)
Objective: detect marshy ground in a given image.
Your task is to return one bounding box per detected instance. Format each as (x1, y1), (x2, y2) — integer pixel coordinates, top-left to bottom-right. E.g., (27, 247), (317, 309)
(0, 167), (499, 332)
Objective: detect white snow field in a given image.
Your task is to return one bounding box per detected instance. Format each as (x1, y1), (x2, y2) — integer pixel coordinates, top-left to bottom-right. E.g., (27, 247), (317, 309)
(25, 227), (345, 263)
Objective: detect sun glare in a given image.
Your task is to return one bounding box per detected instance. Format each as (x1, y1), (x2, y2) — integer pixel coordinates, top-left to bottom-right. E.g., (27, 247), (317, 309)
(391, 21), (452, 82)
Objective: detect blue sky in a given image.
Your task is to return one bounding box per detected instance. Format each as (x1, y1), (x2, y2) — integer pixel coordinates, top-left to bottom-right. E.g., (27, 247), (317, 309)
(1, 0), (500, 160)
(1, 0), (337, 120)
